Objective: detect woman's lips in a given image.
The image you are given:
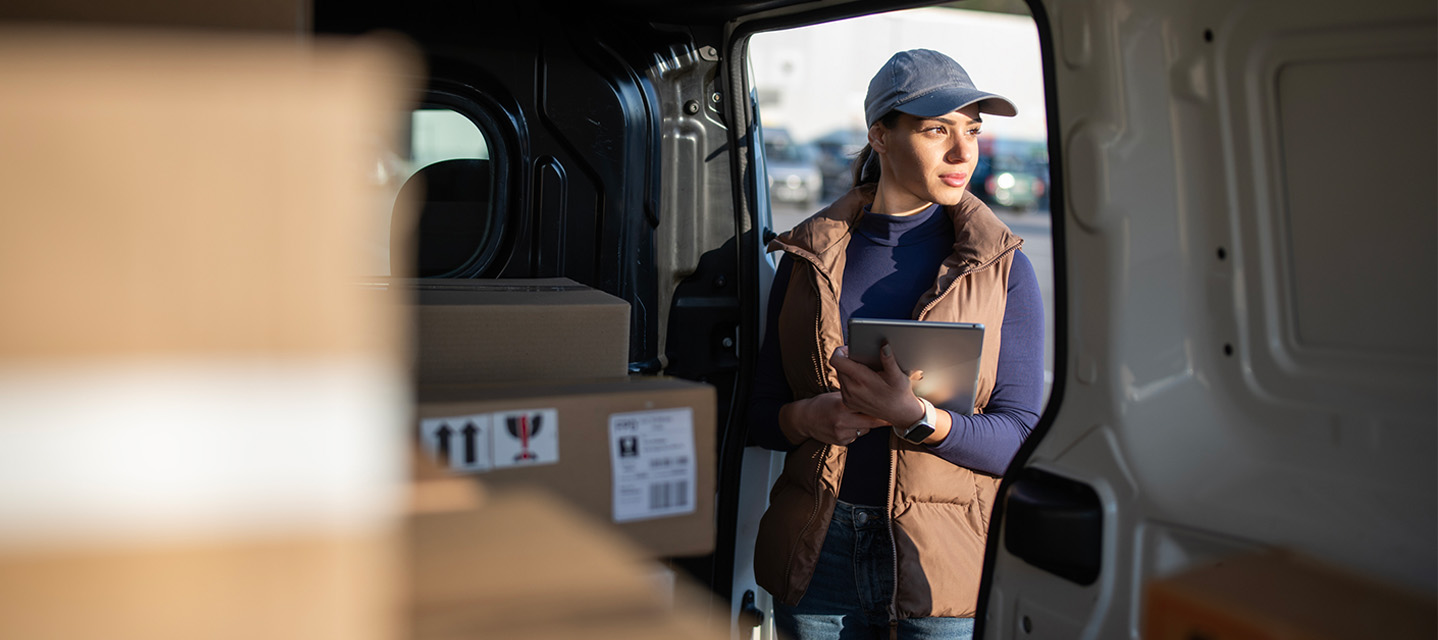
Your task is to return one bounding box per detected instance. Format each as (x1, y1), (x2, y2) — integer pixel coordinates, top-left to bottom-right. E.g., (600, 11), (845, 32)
(941, 173), (968, 188)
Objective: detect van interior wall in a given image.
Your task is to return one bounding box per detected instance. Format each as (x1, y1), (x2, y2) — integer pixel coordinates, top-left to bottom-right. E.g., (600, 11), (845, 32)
(314, 0), (751, 597)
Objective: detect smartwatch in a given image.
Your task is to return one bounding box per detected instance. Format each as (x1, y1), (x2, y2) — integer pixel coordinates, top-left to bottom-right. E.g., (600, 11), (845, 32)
(898, 397), (937, 445)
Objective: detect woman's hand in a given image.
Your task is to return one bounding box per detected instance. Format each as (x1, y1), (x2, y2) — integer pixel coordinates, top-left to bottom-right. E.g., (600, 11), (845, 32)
(778, 391), (888, 447)
(829, 344), (926, 429)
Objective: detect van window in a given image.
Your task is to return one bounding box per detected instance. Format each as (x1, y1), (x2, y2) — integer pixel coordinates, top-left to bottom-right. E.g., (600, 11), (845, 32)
(370, 105), (494, 277)
(410, 108), (489, 165)
(749, 4), (1056, 403)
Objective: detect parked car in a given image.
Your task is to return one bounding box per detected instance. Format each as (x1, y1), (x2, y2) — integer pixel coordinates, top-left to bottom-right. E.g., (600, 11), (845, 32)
(979, 154), (1047, 211)
(762, 128), (823, 209)
(971, 138), (1049, 211)
(811, 127), (867, 201)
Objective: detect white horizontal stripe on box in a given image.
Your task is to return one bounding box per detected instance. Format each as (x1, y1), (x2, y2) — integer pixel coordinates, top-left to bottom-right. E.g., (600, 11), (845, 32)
(0, 357), (407, 550)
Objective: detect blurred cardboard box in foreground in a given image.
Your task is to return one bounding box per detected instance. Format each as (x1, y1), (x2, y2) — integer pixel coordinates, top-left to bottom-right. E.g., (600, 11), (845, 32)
(0, 0), (309, 32)
(0, 26), (418, 640)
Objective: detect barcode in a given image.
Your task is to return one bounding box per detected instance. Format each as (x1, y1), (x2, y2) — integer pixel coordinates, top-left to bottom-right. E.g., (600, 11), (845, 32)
(648, 480), (689, 510)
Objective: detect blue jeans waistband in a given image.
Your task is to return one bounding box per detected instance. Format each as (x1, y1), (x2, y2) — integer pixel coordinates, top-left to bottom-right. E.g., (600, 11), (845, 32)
(833, 499), (887, 530)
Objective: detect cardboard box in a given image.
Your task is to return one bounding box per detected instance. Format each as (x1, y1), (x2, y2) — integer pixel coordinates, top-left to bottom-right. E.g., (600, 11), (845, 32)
(0, 532), (397, 640)
(407, 489), (659, 637)
(407, 488), (727, 640)
(395, 278), (631, 385)
(0, 30), (415, 362)
(413, 376), (715, 558)
(0, 28), (417, 640)
(0, 0), (309, 32)
(1143, 550), (1437, 639)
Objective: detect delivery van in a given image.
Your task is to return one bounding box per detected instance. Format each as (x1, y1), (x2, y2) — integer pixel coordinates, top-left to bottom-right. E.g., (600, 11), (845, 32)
(2, 0), (1433, 638)
(323, 0), (1437, 636)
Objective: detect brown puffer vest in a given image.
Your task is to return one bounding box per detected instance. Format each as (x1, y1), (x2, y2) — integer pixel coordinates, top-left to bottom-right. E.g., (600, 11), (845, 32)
(753, 184), (1021, 619)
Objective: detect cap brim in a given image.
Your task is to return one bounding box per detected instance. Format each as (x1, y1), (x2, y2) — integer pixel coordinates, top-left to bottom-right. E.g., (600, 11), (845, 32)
(895, 88), (1018, 118)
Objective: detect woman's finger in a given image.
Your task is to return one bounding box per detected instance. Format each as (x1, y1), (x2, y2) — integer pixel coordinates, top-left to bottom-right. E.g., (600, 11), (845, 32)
(879, 342), (910, 384)
(830, 352), (869, 379)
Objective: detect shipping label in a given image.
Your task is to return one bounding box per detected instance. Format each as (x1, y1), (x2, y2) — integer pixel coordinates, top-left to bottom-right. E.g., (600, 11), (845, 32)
(608, 407), (696, 523)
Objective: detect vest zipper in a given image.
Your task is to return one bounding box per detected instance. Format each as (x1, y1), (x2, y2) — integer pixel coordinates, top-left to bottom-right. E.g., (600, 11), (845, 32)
(887, 438), (899, 627)
(891, 241), (1020, 622)
(811, 295), (826, 392)
(787, 249), (835, 394)
(917, 242), (1021, 320)
(782, 439), (830, 598)
(781, 249), (837, 598)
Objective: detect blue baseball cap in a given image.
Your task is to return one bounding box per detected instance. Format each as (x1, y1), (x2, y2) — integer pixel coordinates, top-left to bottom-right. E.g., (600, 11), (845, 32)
(864, 49), (1017, 127)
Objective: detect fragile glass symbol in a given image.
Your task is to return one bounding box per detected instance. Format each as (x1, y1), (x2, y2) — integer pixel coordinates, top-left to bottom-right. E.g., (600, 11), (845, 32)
(506, 413), (543, 461)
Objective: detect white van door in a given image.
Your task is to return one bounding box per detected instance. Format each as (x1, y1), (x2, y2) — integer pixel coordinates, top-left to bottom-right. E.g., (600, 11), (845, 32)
(979, 0), (1436, 638)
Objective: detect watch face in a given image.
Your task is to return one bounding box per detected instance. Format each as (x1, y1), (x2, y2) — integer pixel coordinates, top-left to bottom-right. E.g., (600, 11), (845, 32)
(902, 422), (935, 444)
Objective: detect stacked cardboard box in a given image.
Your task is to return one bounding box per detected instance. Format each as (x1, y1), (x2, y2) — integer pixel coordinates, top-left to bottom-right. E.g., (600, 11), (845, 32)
(413, 376), (716, 558)
(408, 487), (727, 640)
(398, 279), (725, 636)
(396, 277), (633, 385)
(397, 277), (717, 558)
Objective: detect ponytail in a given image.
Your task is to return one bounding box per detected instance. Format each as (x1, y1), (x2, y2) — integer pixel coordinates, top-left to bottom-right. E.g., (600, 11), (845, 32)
(849, 111), (900, 188)
(852, 144), (880, 186)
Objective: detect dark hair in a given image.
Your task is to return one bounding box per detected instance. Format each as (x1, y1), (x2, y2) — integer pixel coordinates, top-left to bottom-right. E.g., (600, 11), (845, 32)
(850, 111), (902, 186)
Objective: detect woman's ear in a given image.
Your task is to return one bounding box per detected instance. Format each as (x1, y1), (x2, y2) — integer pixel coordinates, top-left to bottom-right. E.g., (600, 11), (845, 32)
(867, 121), (888, 155)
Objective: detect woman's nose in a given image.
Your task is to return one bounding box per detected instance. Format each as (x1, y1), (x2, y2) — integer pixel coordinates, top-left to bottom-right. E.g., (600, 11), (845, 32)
(947, 137), (971, 163)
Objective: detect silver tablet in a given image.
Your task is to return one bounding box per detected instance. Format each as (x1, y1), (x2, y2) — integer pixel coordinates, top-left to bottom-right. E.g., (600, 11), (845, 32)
(846, 318), (985, 414)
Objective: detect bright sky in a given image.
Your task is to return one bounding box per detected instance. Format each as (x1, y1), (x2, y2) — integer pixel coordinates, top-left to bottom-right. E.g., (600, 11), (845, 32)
(749, 7), (1047, 144)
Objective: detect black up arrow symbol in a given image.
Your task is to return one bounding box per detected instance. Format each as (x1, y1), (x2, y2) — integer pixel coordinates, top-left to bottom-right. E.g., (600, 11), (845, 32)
(434, 424), (453, 467)
(462, 422), (480, 465)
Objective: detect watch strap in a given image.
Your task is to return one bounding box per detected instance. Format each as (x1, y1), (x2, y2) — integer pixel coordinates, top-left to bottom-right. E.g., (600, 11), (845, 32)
(901, 398), (937, 444)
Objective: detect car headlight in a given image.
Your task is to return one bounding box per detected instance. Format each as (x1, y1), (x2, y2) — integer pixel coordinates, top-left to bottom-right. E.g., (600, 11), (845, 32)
(996, 173), (1016, 190)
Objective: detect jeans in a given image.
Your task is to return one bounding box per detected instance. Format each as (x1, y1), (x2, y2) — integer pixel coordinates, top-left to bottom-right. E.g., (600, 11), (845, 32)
(773, 501), (975, 640)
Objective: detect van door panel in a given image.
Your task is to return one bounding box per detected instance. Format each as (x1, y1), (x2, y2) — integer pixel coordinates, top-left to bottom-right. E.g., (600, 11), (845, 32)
(983, 0), (1436, 637)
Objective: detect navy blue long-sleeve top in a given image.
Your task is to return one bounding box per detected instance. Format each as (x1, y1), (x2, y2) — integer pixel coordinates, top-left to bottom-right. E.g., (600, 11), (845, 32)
(749, 203), (1044, 506)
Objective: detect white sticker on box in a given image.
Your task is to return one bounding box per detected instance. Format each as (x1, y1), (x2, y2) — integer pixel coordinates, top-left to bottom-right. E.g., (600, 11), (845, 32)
(419, 414), (492, 473)
(491, 408), (559, 469)
(609, 407), (696, 523)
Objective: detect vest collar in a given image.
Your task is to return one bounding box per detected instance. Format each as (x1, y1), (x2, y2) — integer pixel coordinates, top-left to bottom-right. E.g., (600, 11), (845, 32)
(769, 184), (1021, 279)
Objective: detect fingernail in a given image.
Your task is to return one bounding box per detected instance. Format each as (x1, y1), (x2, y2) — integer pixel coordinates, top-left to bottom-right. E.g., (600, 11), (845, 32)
(881, 344), (892, 357)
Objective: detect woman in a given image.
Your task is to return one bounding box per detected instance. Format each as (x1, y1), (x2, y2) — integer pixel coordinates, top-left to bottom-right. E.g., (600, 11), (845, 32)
(749, 49), (1045, 639)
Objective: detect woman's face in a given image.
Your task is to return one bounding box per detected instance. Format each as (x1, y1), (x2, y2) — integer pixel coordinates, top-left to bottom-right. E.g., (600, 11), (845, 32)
(870, 105), (983, 213)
